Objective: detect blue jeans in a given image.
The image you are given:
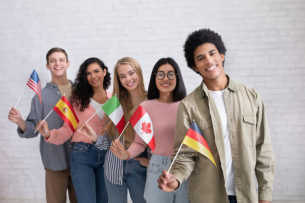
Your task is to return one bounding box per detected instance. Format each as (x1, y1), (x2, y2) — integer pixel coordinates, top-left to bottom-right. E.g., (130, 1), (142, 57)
(70, 142), (108, 203)
(228, 195), (237, 203)
(144, 154), (189, 203)
(104, 158), (147, 203)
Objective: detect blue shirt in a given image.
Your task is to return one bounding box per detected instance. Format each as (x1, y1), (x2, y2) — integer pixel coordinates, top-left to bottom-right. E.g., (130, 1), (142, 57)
(17, 82), (72, 171)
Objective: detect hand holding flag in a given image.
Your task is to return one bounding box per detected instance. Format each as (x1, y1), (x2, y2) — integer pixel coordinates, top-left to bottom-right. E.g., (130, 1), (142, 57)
(36, 120), (51, 138)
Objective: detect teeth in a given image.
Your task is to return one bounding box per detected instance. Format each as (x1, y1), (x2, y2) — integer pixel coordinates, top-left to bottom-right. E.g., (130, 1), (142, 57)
(207, 66), (216, 71)
(162, 84), (170, 86)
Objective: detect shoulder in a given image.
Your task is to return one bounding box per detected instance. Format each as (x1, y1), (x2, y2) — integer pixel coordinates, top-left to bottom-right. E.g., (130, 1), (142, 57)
(180, 84), (202, 108)
(106, 91), (112, 98)
(233, 81), (260, 100)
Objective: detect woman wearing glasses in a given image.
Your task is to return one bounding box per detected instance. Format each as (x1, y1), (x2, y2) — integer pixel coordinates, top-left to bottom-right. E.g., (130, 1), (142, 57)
(111, 57), (189, 203)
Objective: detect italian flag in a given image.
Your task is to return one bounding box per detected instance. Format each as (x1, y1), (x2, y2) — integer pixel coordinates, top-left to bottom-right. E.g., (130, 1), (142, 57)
(102, 95), (125, 134)
(129, 105), (155, 151)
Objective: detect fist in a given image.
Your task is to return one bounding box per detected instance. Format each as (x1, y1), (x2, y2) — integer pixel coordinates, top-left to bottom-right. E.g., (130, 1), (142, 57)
(157, 170), (179, 192)
(8, 107), (21, 123)
(36, 120), (50, 138)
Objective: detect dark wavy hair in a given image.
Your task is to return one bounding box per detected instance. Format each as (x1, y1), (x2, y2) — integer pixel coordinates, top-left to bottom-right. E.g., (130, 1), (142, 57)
(184, 29), (227, 74)
(148, 57), (186, 102)
(70, 58), (111, 112)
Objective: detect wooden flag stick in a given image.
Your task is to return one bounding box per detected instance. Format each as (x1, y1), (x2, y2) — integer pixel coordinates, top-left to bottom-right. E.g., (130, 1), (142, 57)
(34, 109), (53, 133)
(14, 90), (24, 108)
(78, 108), (102, 132)
(117, 121), (129, 141)
(167, 142), (184, 174)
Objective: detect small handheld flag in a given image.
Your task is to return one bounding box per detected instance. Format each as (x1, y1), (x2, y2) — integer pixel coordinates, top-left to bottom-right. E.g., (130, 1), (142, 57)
(183, 121), (216, 166)
(102, 95), (125, 134)
(27, 70), (42, 105)
(168, 120), (216, 173)
(53, 96), (79, 132)
(129, 105), (155, 151)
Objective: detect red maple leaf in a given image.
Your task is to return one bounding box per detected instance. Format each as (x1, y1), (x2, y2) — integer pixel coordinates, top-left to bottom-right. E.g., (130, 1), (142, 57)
(141, 121), (152, 134)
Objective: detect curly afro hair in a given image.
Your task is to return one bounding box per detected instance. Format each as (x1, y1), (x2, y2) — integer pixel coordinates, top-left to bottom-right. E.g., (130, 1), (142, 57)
(70, 57), (111, 112)
(183, 29), (227, 73)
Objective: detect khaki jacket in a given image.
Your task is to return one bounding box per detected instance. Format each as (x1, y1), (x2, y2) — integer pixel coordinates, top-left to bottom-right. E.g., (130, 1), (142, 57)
(171, 76), (275, 203)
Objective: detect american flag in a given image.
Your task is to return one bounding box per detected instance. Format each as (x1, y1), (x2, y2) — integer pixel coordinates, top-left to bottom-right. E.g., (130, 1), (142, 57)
(26, 70), (42, 105)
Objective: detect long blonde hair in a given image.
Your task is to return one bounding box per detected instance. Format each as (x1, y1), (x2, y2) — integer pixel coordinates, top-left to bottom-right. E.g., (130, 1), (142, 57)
(104, 57), (146, 140)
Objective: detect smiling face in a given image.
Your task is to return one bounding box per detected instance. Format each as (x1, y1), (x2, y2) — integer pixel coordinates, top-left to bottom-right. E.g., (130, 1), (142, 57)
(155, 63), (176, 96)
(117, 64), (140, 93)
(46, 52), (70, 78)
(86, 62), (106, 88)
(193, 43), (225, 82)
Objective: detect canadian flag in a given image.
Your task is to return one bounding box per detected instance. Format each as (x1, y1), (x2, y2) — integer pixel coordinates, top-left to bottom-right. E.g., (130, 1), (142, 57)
(129, 105), (156, 151)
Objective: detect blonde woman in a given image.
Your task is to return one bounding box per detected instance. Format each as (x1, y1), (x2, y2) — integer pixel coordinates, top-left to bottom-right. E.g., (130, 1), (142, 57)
(80, 57), (148, 203)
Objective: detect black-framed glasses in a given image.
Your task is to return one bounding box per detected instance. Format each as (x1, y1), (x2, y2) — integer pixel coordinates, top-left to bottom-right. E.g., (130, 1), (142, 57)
(154, 71), (177, 80)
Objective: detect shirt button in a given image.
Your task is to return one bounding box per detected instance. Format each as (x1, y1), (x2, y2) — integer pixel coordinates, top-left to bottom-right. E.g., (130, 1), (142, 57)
(58, 92), (60, 94)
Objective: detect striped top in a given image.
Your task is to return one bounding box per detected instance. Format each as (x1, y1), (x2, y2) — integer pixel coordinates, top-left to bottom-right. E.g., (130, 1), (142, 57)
(95, 133), (124, 185)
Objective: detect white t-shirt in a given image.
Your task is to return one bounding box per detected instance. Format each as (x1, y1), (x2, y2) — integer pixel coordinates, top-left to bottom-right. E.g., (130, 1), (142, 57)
(209, 89), (236, 196)
(90, 98), (105, 121)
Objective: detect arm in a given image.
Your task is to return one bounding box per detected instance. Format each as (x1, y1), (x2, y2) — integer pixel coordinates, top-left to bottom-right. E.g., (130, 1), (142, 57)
(255, 93), (275, 202)
(78, 122), (111, 150)
(127, 132), (146, 159)
(170, 102), (198, 185)
(38, 121), (73, 145)
(158, 102), (198, 192)
(15, 96), (41, 138)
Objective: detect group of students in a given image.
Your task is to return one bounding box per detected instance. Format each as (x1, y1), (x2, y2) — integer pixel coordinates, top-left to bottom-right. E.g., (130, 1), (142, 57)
(9, 49), (189, 202)
(8, 28), (275, 203)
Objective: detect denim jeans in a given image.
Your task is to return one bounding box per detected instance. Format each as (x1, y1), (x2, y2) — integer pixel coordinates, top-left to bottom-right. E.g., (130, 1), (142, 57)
(70, 142), (108, 203)
(144, 154), (189, 203)
(104, 158), (147, 203)
(228, 195), (237, 203)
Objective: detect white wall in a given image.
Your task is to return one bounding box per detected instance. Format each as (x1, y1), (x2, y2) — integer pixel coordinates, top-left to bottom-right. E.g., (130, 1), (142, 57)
(0, 0), (304, 201)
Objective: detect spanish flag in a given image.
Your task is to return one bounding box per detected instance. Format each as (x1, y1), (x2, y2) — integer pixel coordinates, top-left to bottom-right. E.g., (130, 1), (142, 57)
(183, 121), (216, 167)
(53, 96), (79, 132)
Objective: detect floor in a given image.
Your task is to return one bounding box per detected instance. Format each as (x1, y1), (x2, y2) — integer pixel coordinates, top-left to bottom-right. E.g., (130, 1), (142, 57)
(0, 200), (303, 203)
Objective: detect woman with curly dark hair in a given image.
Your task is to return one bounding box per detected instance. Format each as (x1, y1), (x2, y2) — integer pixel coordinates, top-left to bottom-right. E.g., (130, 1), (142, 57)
(36, 57), (111, 203)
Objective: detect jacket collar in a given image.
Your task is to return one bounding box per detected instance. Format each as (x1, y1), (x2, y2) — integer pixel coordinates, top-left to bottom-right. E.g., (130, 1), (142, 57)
(200, 75), (238, 98)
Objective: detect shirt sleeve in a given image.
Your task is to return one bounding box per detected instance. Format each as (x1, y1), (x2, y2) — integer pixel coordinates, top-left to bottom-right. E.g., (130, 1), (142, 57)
(94, 134), (112, 150)
(170, 102), (198, 187)
(17, 95), (40, 138)
(255, 93), (276, 201)
(127, 132), (146, 159)
(45, 123), (73, 145)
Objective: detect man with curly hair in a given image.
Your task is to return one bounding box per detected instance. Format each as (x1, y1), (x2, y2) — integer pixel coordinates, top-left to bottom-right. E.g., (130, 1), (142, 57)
(158, 29), (275, 203)
(8, 47), (77, 203)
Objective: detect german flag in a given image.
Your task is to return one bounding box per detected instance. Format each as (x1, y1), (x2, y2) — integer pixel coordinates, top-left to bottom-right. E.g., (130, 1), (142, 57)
(183, 121), (216, 167)
(53, 96), (79, 132)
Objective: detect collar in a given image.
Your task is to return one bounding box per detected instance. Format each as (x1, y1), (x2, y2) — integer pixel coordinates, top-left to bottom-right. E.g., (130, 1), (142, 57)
(200, 75), (238, 98)
(46, 80), (73, 89)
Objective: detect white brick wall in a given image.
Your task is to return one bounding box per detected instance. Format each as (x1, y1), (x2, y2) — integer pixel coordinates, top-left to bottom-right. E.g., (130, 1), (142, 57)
(0, 0), (304, 201)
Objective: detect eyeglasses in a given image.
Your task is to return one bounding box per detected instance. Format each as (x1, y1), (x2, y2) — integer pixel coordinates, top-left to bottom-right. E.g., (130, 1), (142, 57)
(154, 71), (177, 80)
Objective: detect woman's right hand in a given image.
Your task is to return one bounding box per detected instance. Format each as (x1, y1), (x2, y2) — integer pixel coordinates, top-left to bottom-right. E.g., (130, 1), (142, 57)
(36, 120), (50, 138)
(110, 139), (130, 160)
(78, 123), (98, 142)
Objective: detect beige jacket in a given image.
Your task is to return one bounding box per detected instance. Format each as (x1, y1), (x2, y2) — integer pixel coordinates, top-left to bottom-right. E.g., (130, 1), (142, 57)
(171, 76), (275, 203)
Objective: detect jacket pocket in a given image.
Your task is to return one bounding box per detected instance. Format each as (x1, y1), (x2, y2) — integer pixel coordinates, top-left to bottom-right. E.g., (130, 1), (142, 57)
(243, 115), (256, 146)
(199, 118), (213, 129)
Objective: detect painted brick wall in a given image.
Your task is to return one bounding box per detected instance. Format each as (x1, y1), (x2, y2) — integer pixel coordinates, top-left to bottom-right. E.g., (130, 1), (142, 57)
(0, 0), (304, 201)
